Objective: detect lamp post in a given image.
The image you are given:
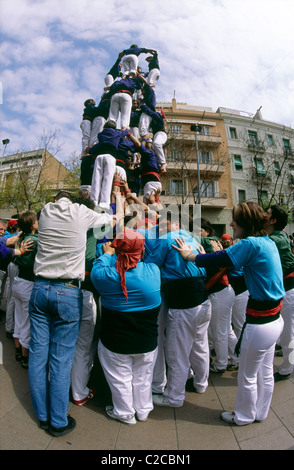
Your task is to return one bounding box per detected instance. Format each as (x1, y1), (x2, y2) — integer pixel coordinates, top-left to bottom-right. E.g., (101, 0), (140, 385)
(1, 139), (10, 169)
(190, 125), (202, 204)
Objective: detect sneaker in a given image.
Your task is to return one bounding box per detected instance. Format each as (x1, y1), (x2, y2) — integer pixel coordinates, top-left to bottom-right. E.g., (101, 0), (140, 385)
(221, 411), (236, 424)
(136, 414), (149, 422)
(48, 415), (76, 437)
(21, 356), (29, 369)
(152, 395), (182, 408)
(274, 372), (291, 382)
(73, 388), (96, 406)
(105, 406), (136, 425)
(226, 363), (239, 371)
(210, 363), (226, 374)
(39, 420), (50, 430)
(15, 347), (22, 362)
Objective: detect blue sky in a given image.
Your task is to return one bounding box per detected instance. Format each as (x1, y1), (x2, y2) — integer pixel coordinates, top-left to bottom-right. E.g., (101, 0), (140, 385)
(1, 0), (294, 163)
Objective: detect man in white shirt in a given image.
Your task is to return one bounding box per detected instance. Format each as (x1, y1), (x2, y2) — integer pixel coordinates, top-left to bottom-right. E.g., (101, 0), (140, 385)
(28, 191), (122, 437)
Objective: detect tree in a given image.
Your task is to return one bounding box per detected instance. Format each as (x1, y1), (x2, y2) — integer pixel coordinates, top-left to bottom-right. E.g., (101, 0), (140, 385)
(0, 129), (75, 215)
(164, 126), (229, 205)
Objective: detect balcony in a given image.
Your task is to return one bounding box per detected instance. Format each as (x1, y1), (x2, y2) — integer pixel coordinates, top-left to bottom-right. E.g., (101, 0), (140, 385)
(247, 140), (266, 152)
(168, 132), (222, 148)
(166, 160), (225, 176)
(159, 192), (228, 208)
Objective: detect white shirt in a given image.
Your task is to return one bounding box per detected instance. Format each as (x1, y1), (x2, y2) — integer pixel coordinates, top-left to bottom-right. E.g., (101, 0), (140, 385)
(34, 197), (114, 280)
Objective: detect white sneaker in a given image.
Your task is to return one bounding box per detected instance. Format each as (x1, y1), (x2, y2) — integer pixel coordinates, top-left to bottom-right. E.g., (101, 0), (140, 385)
(221, 411), (236, 424)
(105, 406), (136, 425)
(152, 395), (182, 408)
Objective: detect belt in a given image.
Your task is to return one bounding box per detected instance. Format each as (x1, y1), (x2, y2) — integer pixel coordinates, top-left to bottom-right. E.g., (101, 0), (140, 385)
(36, 276), (81, 288)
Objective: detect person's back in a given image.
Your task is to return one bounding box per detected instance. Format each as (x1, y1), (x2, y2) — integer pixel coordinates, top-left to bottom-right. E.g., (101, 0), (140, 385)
(34, 196), (113, 280)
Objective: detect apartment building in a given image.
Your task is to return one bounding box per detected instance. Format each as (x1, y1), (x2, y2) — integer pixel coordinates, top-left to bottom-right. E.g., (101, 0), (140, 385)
(0, 148), (74, 219)
(218, 107), (294, 234)
(157, 99), (233, 235)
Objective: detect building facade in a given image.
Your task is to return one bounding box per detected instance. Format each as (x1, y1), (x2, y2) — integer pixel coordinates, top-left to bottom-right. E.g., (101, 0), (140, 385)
(0, 149), (74, 219)
(218, 107), (294, 234)
(157, 99), (233, 236)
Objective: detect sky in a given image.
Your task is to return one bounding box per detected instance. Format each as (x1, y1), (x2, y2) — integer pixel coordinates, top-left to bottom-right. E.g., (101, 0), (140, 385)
(1, 0), (294, 164)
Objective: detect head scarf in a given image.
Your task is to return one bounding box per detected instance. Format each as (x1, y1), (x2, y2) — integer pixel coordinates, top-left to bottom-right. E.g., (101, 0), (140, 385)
(111, 229), (145, 302)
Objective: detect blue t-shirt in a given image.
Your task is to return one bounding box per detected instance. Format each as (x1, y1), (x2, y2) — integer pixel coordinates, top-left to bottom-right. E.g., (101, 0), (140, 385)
(145, 229), (206, 284)
(137, 225), (159, 259)
(226, 236), (285, 301)
(91, 253), (161, 312)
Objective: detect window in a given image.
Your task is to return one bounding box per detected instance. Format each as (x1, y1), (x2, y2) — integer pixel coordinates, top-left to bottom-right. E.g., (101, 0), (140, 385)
(283, 138), (292, 155)
(200, 181), (219, 198)
(268, 134), (274, 146)
(233, 155), (243, 171)
(200, 151), (213, 164)
(168, 179), (183, 195)
(229, 127), (237, 139)
(274, 161), (281, 175)
(238, 189), (246, 203)
(254, 158), (266, 174)
(199, 126), (210, 136)
(168, 149), (183, 162)
(169, 124), (182, 133)
(248, 130), (258, 146)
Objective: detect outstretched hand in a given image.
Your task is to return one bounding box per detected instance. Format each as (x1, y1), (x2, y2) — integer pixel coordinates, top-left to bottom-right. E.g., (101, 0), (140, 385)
(171, 238), (193, 259)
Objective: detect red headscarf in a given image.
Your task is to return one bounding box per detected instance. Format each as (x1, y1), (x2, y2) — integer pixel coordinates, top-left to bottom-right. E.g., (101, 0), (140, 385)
(111, 229), (145, 302)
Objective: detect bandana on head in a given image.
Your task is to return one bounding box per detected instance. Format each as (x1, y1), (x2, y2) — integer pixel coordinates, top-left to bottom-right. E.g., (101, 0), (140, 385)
(111, 229), (145, 302)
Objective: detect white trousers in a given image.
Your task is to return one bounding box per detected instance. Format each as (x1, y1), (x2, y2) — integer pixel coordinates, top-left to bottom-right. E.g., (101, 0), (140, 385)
(234, 316), (284, 425)
(164, 300), (212, 406)
(208, 286), (238, 368)
(104, 74), (114, 87)
(80, 120), (91, 155)
(231, 290), (249, 339)
(71, 290), (97, 401)
(143, 181), (162, 202)
(108, 93), (132, 129)
(89, 116), (106, 147)
(90, 154), (116, 209)
(139, 112), (152, 137)
(5, 262), (19, 334)
(122, 54), (138, 75)
(152, 294), (168, 394)
(12, 277), (33, 349)
(147, 68), (160, 86)
(115, 165), (127, 181)
(98, 341), (157, 420)
(152, 131), (167, 166)
(277, 288), (294, 375)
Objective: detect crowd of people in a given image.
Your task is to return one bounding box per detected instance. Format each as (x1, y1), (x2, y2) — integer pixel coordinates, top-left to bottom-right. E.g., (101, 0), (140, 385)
(0, 45), (293, 437)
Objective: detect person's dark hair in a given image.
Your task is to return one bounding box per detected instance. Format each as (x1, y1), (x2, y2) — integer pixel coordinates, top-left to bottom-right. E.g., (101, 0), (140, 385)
(18, 211), (37, 235)
(84, 99), (94, 107)
(55, 191), (73, 201)
(270, 205), (288, 230)
(130, 44), (138, 48)
(72, 195), (95, 210)
(201, 218), (215, 236)
(232, 202), (268, 237)
(104, 120), (117, 130)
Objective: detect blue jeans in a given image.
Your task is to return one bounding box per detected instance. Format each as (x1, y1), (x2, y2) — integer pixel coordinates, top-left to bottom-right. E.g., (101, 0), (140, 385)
(28, 279), (82, 428)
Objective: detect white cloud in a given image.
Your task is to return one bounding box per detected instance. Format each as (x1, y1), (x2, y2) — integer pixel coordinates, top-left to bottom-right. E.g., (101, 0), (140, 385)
(1, 0), (294, 161)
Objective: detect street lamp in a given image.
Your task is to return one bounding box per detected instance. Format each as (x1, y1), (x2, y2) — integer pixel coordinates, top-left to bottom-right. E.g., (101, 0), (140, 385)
(0, 138), (10, 169)
(190, 125), (202, 204)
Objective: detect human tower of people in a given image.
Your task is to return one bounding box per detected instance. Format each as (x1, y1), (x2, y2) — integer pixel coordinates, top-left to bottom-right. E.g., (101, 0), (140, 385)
(0, 44), (293, 438)
(79, 44), (167, 212)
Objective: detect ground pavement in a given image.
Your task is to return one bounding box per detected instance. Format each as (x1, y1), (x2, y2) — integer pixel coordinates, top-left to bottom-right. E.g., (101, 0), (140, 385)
(1, 310), (294, 453)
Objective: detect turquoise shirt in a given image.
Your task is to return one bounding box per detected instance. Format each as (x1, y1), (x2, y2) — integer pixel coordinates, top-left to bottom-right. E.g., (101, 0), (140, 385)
(226, 236), (285, 301)
(145, 229), (207, 284)
(91, 253), (161, 312)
